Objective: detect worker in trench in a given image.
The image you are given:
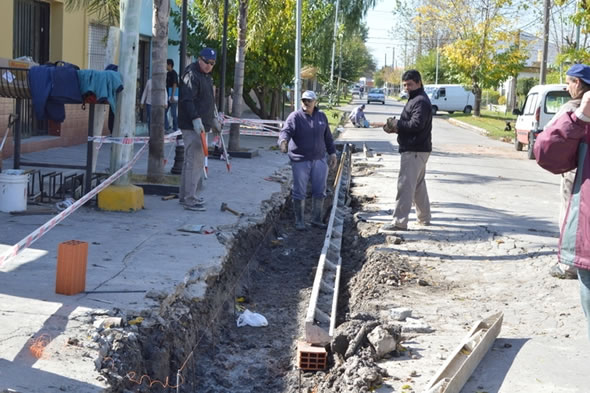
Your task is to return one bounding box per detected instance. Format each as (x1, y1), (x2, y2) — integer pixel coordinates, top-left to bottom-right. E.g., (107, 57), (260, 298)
(278, 90), (338, 230)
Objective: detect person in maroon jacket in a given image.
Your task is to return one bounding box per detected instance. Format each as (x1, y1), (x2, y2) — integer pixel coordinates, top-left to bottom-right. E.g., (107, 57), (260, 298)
(535, 72), (590, 339)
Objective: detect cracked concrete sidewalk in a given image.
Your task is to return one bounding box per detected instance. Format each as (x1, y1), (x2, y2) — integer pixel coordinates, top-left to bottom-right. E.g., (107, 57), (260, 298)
(0, 135), (289, 392)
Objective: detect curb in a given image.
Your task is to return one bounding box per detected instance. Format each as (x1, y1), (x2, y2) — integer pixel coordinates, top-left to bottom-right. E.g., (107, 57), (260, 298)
(446, 117), (489, 136)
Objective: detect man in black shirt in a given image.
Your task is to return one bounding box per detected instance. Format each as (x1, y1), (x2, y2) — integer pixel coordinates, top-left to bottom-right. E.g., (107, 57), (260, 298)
(166, 58), (179, 132)
(382, 69), (432, 230)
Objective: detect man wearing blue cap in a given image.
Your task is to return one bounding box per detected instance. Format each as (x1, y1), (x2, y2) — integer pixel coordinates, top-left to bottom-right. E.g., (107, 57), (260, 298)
(542, 64), (590, 279)
(535, 63), (590, 338)
(178, 48), (218, 210)
(278, 90), (338, 230)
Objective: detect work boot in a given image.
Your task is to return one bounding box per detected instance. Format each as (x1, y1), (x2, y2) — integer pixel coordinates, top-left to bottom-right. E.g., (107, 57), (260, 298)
(311, 198), (327, 229)
(293, 199), (306, 231)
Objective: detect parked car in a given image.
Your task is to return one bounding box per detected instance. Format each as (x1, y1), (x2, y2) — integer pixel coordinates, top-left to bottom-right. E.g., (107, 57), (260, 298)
(367, 88), (385, 104)
(513, 84), (570, 159)
(399, 91), (409, 99)
(426, 84), (475, 115)
(350, 87), (361, 97)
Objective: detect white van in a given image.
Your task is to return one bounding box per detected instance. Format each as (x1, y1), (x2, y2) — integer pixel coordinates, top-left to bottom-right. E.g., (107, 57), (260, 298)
(426, 84), (475, 115)
(513, 84), (570, 159)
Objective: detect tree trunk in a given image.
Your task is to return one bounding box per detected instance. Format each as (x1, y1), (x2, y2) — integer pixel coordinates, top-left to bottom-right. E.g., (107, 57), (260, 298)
(270, 88), (278, 119)
(244, 91), (264, 118)
(147, 0), (169, 183)
(111, 0), (141, 185)
(229, 0), (248, 151)
(473, 81), (482, 117)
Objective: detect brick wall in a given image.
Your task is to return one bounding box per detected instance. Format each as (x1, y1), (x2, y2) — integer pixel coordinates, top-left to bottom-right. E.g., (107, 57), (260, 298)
(0, 99), (110, 160)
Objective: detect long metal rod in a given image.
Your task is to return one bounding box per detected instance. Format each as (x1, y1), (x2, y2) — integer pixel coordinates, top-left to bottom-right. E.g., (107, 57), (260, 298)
(85, 104), (95, 195)
(294, 0), (302, 108)
(304, 144), (352, 345)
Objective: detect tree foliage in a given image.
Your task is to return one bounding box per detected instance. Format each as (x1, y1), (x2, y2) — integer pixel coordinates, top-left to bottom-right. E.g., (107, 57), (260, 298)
(415, 0), (528, 116)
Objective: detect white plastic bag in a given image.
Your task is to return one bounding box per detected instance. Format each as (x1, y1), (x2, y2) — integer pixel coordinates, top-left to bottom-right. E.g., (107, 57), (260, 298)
(236, 309), (268, 327)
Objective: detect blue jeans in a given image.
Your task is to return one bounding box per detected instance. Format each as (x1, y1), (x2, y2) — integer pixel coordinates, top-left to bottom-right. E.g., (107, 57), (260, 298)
(165, 102), (178, 130)
(578, 269), (590, 339)
(291, 158), (328, 200)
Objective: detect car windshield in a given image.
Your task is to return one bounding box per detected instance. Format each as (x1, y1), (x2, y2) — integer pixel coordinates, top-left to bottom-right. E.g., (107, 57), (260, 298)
(370, 88), (383, 94)
(544, 91), (571, 114)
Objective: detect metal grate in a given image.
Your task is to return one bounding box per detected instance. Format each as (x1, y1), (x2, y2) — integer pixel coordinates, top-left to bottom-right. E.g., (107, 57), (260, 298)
(0, 67), (31, 99)
(88, 24), (109, 71)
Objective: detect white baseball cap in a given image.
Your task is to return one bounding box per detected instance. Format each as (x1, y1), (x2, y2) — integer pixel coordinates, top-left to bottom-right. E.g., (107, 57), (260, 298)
(302, 90), (317, 100)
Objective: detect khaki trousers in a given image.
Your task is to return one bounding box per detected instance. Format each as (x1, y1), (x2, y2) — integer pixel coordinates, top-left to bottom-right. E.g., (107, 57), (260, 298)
(179, 129), (205, 205)
(392, 151), (431, 228)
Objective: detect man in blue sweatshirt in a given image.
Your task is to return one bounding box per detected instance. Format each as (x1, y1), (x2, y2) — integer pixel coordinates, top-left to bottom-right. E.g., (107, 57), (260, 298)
(279, 91), (338, 230)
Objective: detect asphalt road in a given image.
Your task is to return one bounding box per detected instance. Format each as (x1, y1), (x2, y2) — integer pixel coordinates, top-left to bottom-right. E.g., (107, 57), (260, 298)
(338, 97), (590, 392)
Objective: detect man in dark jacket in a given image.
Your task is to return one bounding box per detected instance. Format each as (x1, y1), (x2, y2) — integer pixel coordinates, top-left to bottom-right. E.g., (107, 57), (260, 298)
(382, 69), (432, 231)
(178, 48), (217, 210)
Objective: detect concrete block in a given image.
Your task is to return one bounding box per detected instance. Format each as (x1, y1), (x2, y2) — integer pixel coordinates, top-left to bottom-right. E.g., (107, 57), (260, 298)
(367, 326), (397, 359)
(98, 184), (144, 212)
(389, 307), (412, 321)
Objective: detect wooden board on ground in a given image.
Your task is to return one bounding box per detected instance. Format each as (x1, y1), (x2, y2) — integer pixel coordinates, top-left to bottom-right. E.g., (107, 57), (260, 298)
(425, 312), (503, 393)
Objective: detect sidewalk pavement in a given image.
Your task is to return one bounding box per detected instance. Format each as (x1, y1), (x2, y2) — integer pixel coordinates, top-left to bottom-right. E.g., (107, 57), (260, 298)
(0, 134), (290, 392)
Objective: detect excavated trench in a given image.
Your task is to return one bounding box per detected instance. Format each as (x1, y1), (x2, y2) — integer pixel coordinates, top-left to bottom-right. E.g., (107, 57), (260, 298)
(96, 155), (430, 393)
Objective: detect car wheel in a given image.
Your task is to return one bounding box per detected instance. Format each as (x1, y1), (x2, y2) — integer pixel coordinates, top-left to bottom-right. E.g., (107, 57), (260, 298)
(527, 131), (535, 159)
(514, 132), (523, 151)
(382, 101), (385, 105)
(432, 105), (438, 115)
(463, 105), (472, 114)
(448, 111), (454, 114)
(367, 101), (370, 104)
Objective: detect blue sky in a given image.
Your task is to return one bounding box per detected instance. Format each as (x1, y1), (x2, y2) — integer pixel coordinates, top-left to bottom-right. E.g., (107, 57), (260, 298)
(364, 0), (398, 69)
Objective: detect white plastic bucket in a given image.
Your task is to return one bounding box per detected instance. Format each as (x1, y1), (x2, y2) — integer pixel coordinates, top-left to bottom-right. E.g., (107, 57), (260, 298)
(0, 170), (29, 213)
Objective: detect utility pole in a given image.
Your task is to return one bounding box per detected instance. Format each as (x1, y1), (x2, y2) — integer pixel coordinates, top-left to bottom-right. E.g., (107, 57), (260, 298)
(219, 0), (229, 112)
(179, 0), (188, 75)
(435, 35), (440, 85)
(295, 0), (302, 108)
(575, 0), (581, 51)
(329, 0), (341, 100)
(384, 53), (387, 68)
(110, 0), (141, 186)
(540, 0), (550, 84)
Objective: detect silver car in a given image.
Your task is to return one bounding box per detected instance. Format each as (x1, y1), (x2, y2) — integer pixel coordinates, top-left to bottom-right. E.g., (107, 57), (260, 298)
(367, 88), (385, 105)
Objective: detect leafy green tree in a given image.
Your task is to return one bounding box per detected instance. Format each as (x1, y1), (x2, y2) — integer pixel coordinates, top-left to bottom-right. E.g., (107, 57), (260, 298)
(412, 50), (456, 84)
(416, 0), (528, 116)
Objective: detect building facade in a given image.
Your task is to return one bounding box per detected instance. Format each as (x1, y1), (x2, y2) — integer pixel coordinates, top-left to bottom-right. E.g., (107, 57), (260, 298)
(0, 0), (180, 160)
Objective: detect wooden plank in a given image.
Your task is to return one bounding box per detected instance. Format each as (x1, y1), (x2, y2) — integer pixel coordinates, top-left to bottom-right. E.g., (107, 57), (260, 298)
(425, 312), (503, 393)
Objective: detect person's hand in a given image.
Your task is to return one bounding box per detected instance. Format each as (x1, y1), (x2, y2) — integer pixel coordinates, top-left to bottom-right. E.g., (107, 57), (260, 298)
(581, 90), (590, 118)
(192, 118), (205, 133)
(328, 153), (338, 169)
(383, 117), (398, 134)
(211, 118), (222, 134)
(279, 140), (288, 153)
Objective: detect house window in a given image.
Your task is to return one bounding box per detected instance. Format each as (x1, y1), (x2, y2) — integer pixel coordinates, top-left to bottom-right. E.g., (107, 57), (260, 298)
(88, 24), (109, 70)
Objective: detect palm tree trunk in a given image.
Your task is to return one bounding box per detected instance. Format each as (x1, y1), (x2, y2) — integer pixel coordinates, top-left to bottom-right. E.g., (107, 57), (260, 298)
(229, 0), (248, 151)
(147, 0), (169, 182)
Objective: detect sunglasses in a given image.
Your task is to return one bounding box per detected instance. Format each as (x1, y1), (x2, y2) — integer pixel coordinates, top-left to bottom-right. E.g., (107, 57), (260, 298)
(201, 58), (215, 66)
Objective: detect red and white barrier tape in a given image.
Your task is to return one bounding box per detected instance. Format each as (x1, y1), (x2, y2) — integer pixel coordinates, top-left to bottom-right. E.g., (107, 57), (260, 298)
(88, 131), (182, 144)
(0, 143), (149, 267)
